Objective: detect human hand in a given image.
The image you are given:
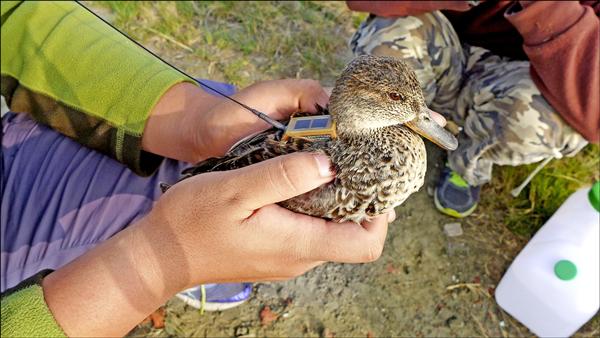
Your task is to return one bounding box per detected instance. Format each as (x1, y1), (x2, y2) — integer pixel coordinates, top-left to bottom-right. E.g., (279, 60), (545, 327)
(194, 79), (329, 160)
(142, 79), (328, 163)
(42, 152), (392, 336)
(135, 152), (392, 290)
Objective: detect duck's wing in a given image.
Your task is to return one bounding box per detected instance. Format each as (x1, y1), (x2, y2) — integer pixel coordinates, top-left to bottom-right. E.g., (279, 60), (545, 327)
(178, 130), (321, 179)
(162, 106), (331, 192)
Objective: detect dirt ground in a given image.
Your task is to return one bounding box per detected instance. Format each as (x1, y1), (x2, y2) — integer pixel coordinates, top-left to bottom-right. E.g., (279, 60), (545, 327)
(128, 145), (596, 338)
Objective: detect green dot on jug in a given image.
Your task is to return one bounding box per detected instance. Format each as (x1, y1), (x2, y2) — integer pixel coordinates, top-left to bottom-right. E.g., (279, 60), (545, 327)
(554, 260), (577, 281)
(589, 181), (600, 212)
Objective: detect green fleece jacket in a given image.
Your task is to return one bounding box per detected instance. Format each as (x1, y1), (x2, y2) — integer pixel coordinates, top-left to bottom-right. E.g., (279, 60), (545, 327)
(1, 0), (195, 176)
(1, 1), (194, 336)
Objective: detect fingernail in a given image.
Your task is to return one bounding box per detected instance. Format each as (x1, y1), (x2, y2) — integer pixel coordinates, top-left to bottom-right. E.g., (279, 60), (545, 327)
(387, 210), (396, 223)
(314, 154), (334, 178)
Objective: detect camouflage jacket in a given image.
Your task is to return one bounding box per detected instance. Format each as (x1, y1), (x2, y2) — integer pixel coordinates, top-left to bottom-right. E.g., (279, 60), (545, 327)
(347, 1), (600, 143)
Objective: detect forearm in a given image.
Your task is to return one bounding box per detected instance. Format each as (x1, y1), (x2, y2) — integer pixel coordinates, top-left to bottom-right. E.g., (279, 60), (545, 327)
(142, 82), (223, 163)
(42, 216), (187, 337)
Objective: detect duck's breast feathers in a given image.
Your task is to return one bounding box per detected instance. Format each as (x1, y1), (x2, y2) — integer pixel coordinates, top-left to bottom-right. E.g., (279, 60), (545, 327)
(323, 126), (427, 216)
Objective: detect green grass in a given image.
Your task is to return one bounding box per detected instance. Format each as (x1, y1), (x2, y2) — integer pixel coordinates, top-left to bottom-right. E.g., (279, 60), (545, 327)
(89, 1), (598, 239)
(480, 144), (600, 237)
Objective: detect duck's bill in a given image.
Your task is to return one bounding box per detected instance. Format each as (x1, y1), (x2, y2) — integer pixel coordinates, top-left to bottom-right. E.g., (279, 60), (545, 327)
(405, 107), (458, 150)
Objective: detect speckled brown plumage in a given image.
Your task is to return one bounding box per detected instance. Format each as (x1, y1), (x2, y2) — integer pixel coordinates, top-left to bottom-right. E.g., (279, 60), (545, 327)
(167, 55), (456, 223)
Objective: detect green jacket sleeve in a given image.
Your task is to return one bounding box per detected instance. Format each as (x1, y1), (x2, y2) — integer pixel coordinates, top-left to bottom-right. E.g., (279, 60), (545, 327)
(1, 1), (195, 176)
(1, 285), (66, 337)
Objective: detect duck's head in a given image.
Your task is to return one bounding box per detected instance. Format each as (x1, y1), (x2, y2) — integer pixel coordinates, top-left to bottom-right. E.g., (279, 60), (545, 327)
(329, 55), (457, 150)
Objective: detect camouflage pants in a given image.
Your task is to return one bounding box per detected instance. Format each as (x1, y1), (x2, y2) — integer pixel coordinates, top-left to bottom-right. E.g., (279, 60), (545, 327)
(350, 12), (587, 186)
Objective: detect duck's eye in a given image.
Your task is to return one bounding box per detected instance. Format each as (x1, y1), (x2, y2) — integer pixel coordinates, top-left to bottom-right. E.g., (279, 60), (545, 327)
(388, 92), (403, 101)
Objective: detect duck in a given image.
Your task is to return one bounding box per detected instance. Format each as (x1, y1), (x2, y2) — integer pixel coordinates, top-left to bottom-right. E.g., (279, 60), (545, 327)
(166, 55), (458, 223)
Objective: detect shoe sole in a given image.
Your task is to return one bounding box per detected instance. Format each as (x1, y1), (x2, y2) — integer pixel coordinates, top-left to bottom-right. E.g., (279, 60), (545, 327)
(175, 293), (249, 311)
(433, 188), (477, 218)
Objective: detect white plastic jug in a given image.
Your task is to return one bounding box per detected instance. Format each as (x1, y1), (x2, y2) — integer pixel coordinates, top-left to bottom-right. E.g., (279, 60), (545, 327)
(495, 181), (600, 337)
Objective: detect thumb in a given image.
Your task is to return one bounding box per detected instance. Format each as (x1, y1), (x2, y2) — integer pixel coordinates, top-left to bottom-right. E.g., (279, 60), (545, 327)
(228, 152), (335, 210)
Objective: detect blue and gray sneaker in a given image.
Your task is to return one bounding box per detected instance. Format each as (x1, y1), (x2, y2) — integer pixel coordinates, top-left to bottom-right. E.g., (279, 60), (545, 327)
(176, 283), (252, 312)
(434, 166), (480, 218)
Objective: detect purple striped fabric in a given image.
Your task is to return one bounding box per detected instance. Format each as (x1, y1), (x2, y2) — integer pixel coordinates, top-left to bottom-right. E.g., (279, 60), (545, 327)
(1, 80), (235, 292)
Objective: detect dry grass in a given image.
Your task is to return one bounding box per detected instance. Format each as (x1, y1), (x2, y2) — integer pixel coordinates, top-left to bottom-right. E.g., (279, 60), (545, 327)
(478, 144), (599, 237)
(90, 1), (365, 87)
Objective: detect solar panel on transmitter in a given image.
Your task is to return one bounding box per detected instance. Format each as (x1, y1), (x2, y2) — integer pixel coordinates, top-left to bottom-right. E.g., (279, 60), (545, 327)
(282, 115), (337, 141)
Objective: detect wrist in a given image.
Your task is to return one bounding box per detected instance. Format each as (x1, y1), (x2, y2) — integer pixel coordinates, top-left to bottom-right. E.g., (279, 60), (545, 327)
(142, 81), (222, 162)
(127, 213), (192, 294)
(41, 221), (180, 336)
